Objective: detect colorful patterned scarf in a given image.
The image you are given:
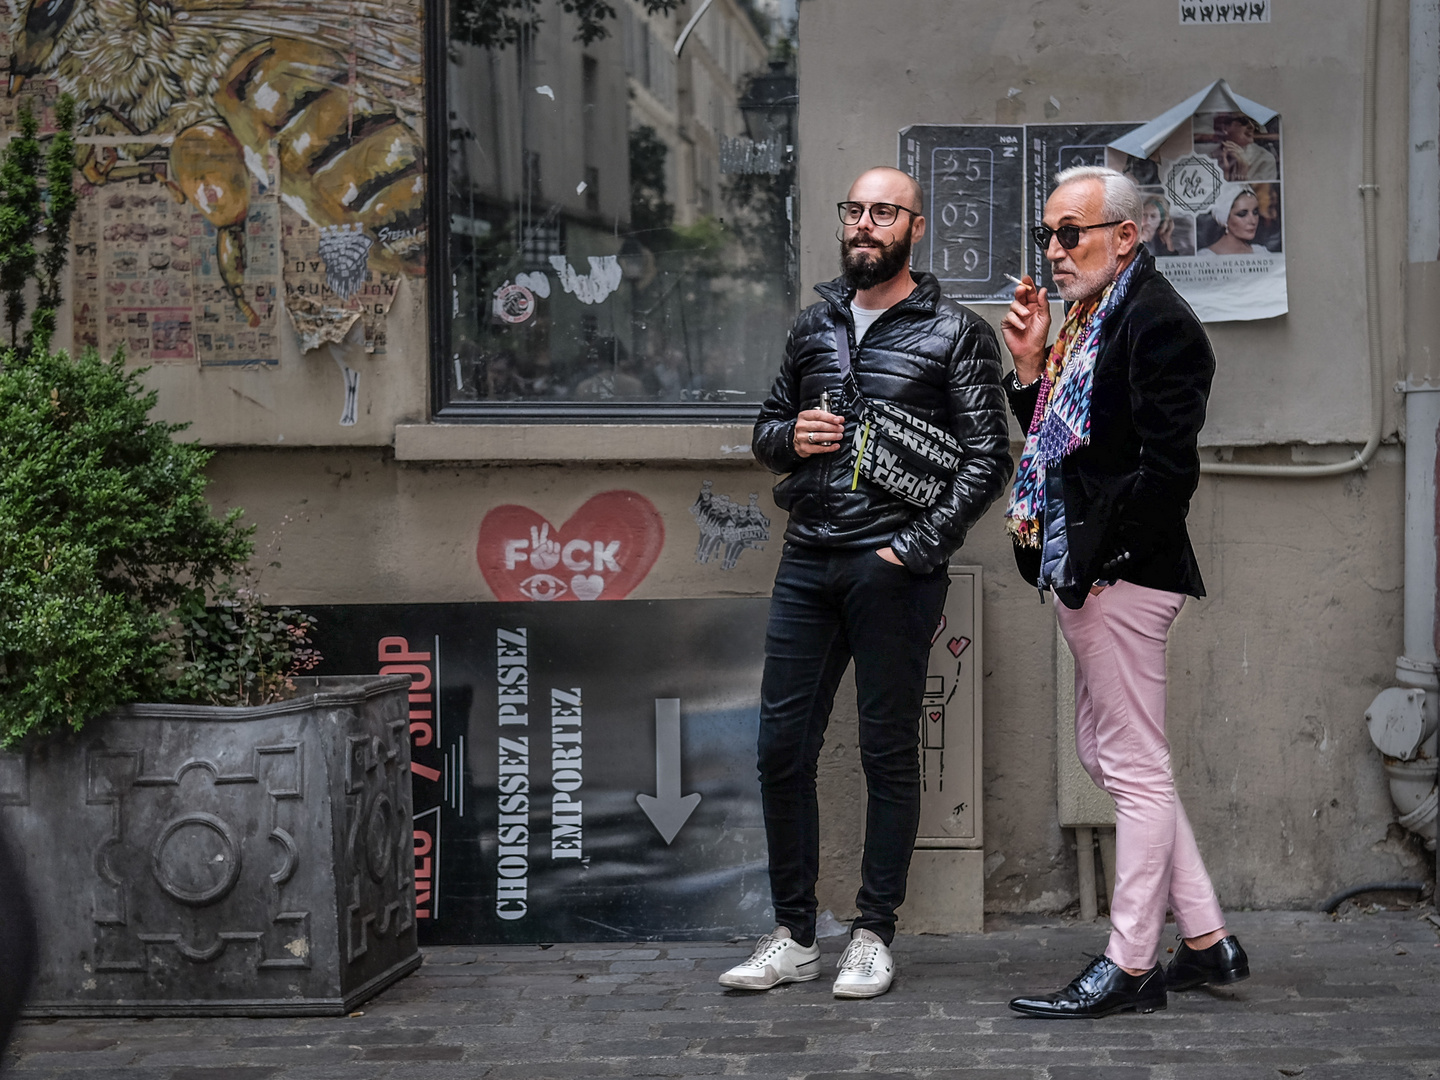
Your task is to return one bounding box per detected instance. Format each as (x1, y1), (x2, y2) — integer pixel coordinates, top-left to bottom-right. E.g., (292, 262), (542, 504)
(1004, 260), (1139, 548)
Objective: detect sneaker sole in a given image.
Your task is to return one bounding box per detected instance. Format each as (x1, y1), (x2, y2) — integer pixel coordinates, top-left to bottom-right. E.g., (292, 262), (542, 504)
(718, 970), (821, 990)
(832, 980), (892, 999)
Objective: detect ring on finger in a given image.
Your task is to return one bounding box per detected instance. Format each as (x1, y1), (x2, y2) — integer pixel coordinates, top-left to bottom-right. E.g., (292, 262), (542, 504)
(807, 432), (815, 443)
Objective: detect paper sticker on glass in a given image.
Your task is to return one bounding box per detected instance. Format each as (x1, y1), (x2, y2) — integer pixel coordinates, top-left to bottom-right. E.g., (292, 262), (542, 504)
(443, 1), (800, 410)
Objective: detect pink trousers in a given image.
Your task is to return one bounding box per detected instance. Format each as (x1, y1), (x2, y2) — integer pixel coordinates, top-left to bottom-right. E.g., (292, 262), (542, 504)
(1055, 581), (1225, 970)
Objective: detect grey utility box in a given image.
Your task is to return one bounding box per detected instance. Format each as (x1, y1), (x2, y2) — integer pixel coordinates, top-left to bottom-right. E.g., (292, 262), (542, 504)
(899, 564), (986, 933)
(0, 676), (420, 1016)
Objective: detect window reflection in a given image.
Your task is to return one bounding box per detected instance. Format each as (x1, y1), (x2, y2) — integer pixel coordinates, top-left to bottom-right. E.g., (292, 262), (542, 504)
(443, 0), (798, 411)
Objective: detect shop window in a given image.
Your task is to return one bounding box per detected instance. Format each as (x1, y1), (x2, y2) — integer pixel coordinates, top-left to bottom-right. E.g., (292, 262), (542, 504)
(433, 0), (799, 419)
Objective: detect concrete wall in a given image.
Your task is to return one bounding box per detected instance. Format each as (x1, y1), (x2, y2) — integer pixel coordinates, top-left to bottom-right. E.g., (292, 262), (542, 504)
(203, 451), (781, 605)
(185, 0), (1433, 920)
(790, 0), (1431, 913)
(206, 442), (1430, 915)
(795, 0), (1409, 448)
(98, 282), (431, 448)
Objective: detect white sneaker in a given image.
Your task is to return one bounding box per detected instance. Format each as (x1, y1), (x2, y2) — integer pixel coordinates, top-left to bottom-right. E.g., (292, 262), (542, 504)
(832, 929), (894, 998)
(717, 927), (821, 990)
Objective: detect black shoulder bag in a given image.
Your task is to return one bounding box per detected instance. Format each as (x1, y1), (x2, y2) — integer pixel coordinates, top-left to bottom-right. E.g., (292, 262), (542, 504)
(833, 313), (963, 509)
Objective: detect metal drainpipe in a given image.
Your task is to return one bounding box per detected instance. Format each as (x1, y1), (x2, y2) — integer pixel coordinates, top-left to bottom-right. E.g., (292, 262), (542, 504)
(1368, 0), (1440, 872)
(1408, 0), (1440, 889)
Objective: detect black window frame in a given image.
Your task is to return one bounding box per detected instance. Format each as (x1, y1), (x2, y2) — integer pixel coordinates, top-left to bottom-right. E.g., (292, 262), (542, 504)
(423, 0), (785, 424)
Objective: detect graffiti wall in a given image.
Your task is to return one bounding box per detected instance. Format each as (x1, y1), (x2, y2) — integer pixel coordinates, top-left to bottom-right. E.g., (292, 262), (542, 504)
(2, 0), (425, 364)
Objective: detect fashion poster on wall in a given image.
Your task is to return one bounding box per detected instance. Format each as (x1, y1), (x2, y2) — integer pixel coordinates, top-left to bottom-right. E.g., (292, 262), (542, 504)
(1106, 80), (1286, 322)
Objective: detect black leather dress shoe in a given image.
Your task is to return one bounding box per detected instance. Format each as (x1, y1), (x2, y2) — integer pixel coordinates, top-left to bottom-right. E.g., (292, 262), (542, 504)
(1165, 934), (1250, 991)
(1009, 955), (1167, 1018)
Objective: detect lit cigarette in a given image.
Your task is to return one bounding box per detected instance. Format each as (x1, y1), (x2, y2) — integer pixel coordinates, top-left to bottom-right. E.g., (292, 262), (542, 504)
(1003, 273), (1025, 286)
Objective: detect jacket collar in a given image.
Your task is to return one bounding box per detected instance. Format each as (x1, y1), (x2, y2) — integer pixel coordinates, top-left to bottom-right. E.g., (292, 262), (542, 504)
(814, 270), (943, 318)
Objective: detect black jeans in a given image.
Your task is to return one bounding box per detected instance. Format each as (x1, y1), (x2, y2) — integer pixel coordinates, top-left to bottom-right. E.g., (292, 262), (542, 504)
(758, 544), (949, 947)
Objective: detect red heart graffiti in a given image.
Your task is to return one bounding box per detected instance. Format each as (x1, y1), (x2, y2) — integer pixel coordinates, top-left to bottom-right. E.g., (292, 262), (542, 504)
(477, 490), (665, 602)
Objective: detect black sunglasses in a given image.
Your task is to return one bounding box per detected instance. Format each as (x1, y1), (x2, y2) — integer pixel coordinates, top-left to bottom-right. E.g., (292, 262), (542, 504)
(838, 201), (921, 228)
(1031, 220), (1125, 250)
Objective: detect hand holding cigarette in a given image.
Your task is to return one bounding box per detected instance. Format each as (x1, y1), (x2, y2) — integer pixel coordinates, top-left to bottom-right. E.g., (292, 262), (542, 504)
(1000, 273), (1051, 385)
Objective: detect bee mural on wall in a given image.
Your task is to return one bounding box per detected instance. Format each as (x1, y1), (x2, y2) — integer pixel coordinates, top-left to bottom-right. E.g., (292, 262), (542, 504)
(7, 0), (425, 327)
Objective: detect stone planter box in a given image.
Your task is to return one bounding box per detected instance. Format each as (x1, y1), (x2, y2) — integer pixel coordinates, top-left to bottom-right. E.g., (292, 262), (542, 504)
(0, 675), (420, 1016)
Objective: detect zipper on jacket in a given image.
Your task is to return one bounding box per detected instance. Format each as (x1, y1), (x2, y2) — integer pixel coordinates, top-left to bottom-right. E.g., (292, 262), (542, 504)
(823, 307), (862, 535)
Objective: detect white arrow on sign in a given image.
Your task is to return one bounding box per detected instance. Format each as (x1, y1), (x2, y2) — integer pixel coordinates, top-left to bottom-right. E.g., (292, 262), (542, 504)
(636, 698), (702, 844)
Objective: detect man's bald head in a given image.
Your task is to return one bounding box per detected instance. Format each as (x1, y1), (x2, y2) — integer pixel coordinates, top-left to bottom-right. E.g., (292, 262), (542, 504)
(848, 167), (923, 214)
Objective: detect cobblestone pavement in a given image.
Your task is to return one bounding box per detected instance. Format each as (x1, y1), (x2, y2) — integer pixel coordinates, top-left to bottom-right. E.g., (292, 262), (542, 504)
(6, 908), (1438, 1079)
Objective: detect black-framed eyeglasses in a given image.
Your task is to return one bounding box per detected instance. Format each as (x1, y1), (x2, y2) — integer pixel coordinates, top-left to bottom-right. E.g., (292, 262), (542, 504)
(1031, 220), (1125, 250)
(838, 201), (921, 228)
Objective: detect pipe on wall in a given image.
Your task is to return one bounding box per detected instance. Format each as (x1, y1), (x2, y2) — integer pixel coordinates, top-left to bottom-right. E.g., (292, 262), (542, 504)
(1410, 0), (1440, 267)
(1199, 0), (1386, 479)
(1404, 390), (1440, 668)
(1365, 0), (1440, 863)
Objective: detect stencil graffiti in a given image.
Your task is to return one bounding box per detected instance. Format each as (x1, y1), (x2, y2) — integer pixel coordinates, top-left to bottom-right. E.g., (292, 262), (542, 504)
(690, 481), (770, 570)
(1180, 2), (1269, 23)
(317, 224), (375, 301)
(477, 491), (666, 602)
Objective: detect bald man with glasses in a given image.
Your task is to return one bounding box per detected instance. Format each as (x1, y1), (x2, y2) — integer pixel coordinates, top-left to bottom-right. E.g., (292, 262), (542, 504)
(1001, 165), (1248, 1019)
(720, 167), (1010, 999)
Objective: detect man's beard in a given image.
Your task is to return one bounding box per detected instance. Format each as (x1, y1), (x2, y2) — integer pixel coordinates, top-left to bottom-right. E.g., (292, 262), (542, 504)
(841, 228), (913, 291)
(1052, 248), (1121, 302)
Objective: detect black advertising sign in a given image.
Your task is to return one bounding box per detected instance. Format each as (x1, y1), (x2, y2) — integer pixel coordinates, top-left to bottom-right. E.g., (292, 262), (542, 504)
(900, 125), (1025, 303)
(900, 123), (1146, 302)
(307, 600), (774, 944)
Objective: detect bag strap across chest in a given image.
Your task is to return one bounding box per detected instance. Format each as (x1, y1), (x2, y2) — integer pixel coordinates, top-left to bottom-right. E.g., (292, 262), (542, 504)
(831, 311), (869, 418)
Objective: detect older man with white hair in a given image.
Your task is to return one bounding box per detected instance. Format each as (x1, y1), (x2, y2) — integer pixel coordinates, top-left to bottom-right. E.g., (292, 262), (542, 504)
(1000, 166), (1249, 1019)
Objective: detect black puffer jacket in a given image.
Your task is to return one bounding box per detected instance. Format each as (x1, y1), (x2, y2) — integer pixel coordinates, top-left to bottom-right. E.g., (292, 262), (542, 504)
(752, 272), (1013, 574)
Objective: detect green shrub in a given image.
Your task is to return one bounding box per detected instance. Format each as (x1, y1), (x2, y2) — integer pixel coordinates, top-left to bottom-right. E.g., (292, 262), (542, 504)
(0, 94), (319, 748)
(172, 568), (321, 708)
(0, 346), (256, 745)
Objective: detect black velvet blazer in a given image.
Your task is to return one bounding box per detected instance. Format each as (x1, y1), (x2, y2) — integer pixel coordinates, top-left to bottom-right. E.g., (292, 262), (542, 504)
(1004, 248), (1215, 609)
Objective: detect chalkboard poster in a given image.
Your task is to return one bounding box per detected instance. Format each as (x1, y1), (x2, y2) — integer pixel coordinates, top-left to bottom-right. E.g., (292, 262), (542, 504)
(1023, 123), (1142, 292)
(900, 125), (1025, 302)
